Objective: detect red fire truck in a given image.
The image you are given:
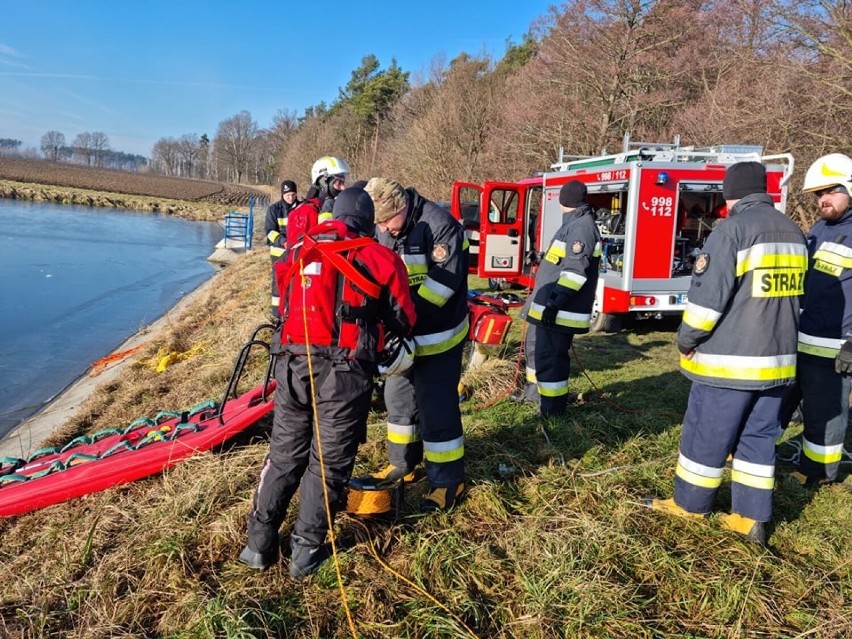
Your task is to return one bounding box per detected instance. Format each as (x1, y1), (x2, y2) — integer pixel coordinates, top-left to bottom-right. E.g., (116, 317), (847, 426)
(451, 136), (794, 332)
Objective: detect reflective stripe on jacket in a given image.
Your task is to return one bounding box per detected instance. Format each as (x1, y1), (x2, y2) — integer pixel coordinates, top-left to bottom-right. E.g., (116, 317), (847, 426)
(797, 206), (852, 364)
(677, 193), (807, 389)
(376, 188), (469, 357)
(265, 198), (301, 258)
(524, 203), (602, 333)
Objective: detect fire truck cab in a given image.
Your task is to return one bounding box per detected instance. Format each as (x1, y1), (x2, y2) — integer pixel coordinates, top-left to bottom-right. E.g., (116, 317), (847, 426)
(451, 136), (794, 332)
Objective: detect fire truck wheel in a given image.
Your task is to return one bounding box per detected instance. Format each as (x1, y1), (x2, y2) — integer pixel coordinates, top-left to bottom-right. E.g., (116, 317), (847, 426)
(590, 310), (622, 333)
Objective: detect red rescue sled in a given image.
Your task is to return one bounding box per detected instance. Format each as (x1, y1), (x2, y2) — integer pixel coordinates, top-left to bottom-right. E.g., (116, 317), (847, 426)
(0, 381), (274, 517)
(0, 322), (281, 517)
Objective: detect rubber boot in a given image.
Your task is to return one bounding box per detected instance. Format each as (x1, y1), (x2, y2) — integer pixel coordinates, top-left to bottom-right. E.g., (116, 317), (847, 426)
(289, 535), (330, 580)
(720, 513), (766, 544)
(238, 545), (274, 571)
(420, 483), (465, 513)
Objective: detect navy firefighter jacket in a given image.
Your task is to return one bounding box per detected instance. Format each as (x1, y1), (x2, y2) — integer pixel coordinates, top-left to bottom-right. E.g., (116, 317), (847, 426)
(376, 188), (469, 357)
(797, 205), (852, 366)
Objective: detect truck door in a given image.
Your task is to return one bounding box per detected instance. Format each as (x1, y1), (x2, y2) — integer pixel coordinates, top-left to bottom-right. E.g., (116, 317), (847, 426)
(451, 181), (482, 274)
(479, 182), (526, 278)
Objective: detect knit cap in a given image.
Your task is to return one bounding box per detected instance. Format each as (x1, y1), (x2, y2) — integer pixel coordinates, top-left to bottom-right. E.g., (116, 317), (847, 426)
(559, 180), (588, 208)
(723, 162), (767, 200)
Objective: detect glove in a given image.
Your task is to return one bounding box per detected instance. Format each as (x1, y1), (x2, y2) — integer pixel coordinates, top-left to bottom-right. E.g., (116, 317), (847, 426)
(835, 339), (852, 375)
(540, 304), (558, 327)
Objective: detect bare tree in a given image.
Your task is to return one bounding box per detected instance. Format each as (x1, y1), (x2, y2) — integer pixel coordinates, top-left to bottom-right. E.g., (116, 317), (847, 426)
(177, 134), (201, 177)
(40, 131), (65, 161)
(90, 132), (110, 167)
(151, 137), (180, 175)
(214, 110), (258, 183)
(72, 132), (94, 166)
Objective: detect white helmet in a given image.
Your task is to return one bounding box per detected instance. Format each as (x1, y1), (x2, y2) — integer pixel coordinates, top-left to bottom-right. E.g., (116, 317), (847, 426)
(802, 153), (852, 194)
(378, 335), (415, 377)
(311, 156), (351, 185)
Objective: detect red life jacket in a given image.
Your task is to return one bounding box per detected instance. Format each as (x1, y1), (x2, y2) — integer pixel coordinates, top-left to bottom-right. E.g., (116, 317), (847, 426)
(275, 220), (386, 358)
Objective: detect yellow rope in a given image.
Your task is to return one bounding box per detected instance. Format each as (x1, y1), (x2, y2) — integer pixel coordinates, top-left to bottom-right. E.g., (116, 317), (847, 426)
(298, 258), (359, 639)
(348, 517), (480, 639)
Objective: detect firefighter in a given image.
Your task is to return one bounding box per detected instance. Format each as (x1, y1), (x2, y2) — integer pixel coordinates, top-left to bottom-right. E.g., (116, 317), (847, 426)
(359, 177), (469, 512)
(265, 179), (301, 318)
(240, 187), (416, 578)
(780, 153), (852, 486)
(644, 162), (808, 544)
(283, 156), (352, 255)
(520, 180), (601, 416)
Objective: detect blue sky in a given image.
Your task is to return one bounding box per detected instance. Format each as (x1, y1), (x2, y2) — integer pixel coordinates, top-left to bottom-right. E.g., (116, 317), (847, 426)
(0, 1), (554, 158)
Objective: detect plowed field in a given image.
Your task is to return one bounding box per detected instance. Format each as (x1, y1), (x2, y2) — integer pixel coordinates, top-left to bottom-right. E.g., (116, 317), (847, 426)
(0, 157), (269, 206)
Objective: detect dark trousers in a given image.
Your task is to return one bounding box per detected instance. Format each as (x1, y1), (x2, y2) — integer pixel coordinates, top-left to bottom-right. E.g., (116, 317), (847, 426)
(246, 353), (373, 553)
(674, 382), (785, 522)
(270, 256), (281, 318)
(523, 323), (574, 416)
(798, 358), (851, 481)
(384, 341), (464, 487)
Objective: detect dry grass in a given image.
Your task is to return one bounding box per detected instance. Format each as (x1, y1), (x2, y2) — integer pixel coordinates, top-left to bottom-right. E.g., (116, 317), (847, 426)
(1, 261), (852, 638)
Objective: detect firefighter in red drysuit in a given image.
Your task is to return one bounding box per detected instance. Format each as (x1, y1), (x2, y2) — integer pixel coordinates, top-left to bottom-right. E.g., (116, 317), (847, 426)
(265, 179), (301, 317)
(240, 187), (416, 578)
(359, 177), (469, 512)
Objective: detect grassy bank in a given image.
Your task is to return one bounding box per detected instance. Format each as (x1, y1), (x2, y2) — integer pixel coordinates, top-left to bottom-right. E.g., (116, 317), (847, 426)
(1, 248), (851, 637)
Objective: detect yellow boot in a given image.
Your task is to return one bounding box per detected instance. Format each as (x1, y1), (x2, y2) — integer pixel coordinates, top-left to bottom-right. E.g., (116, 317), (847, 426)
(642, 497), (706, 520)
(421, 483), (465, 512)
(721, 513), (766, 544)
(356, 464), (419, 487)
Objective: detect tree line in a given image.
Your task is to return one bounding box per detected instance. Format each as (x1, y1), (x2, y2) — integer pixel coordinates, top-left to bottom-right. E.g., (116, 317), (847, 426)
(207, 0), (844, 227)
(10, 0), (848, 226)
(38, 130), (147, 171)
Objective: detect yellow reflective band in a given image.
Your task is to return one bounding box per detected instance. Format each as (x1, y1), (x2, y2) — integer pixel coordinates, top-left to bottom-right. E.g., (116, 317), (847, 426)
(802, 438), (843, 464)
(681, 352), (796, 381)
(682, 302), (722, 332)
(406, 262), (429, 289)
(387, 422), (420, 445)
(414, 317), (470, 357)
(277, 217), (287, 226)
(525, 366), (537, 383)
(423, 437), (464, 463)
(270, 246), (285, 257)
(462, 238), (470, 250)
(557, 270), (586, 291)
(318, 211), (333, 223)
(545, 240), (567, 264)
(537, 380), (568, 397)
(676, 462), (723, 489)
(593, 241), (602, 257)
(417, 276), (454, 307)
(735, 242), (808, 277)
(271, 295), (280, 306)
(528, 303), (590, 329)
(797, 332), (842, 358)
(268, 230), (281, 243)
(814, 242), (852, 269)
(731, 470), (775, 490)
(751, 268), (805, 297)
